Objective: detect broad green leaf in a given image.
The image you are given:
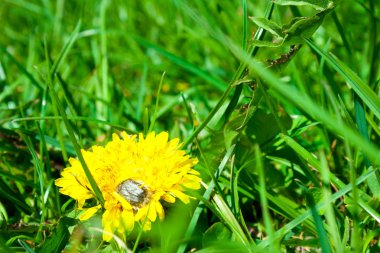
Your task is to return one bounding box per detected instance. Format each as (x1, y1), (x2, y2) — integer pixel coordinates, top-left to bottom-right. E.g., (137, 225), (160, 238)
(249, 17), (283, 36)
(223, 124), (240, 151)
(250, 39), (284, 47)
(36, 217), (77, 253)
(196, 241), (249, 253)
(246, 108), (292, 145)
(273, 0), (334, 10)
(282, 16), (322, 45)
(251, 4), (334, 47)
(224, 105), (257, 149)
(203, 222), (233, 247)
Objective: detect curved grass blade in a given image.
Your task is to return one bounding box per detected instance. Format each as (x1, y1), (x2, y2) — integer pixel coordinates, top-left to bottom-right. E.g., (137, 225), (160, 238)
(255, 145), (279, 252)
(282, 134), (380, 222)
(306, 39), (380, 121)
(212, 193), (252, 251)
(11, 116), (136, 134)
(177, 145), (237, 253)
(254, 167), (378, 250)
(305, 190), (332, 253)
(242, 0), (247, 51)
(247, 60), (380, 164)
(0, 179), (30, 213)
(148, 72), (165, 132)
(18, 239), (35, 253)
(0, 44), (43, 90)
(43, 39), (104, 205)
(50, 21), (81, 75)
(21, 133), (46, 241)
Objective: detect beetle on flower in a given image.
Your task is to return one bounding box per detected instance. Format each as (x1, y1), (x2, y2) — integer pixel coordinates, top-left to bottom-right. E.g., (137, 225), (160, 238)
(55, 131), (201, 241)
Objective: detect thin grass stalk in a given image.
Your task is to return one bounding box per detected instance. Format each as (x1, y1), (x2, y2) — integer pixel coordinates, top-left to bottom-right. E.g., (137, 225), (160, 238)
(255, 144), (278, 252)
(43, 39), (105, 206)
(319, 151), (344, 252)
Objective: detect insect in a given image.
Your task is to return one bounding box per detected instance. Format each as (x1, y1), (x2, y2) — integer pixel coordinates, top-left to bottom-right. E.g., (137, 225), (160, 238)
(117, 179), (150, 210)
(267, 45), (302, 67)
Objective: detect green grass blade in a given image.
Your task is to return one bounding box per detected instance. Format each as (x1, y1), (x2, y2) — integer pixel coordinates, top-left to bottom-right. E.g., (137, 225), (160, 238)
(0, 44), (43, 90)
(18, 239), (35, 253)
(43, 39), (105, 206)
(357, 197), (380, 223)
(50, 21), (81, 75)
(242, 0), (247, 51)
(319, 151), (344, 252)
(134, 36), (227, 92)
(305, 191), (332, 253)
(5, 0), (43, 14)
(212, 193), (252, 251)
(306, 39), (380, 121)
(248, 61), (380, 164)
(255, 167), (377, 250)
(180, 93), (195, 129)
(0, 171), (33, 187)
(99, 0), (110, 121)
(282, 134), (380, 222)
(367, 0), (379, 87)
(21, 133), (46, 241)
(354, 98), (371, 160)
(282, 134), (357, 190)
(12, 116), (136, 134)
(233, 173), (317, 235)
(0, 179), (30, 214)
(177, 145), (237, 253)
(148, 72), (165, 132)
(136, 62), (148, 121)
(56, 74), (95, 140)
(255, 145), (278, 251)
(183, 83), (235, 146)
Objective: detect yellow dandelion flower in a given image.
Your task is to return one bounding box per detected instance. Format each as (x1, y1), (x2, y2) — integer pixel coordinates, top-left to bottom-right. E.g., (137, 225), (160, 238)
(55, 131), (201, 241)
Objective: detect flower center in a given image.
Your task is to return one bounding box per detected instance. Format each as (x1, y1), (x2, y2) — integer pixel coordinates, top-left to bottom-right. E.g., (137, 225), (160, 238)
(117, 179), (150, 209)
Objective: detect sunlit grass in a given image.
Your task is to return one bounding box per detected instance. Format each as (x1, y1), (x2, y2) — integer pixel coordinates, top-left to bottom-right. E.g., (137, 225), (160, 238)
(0, 0), (379, 252)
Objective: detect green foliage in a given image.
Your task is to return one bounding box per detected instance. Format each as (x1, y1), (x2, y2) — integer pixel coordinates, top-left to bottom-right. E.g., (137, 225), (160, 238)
(250, 0), (336, 47)
(1, 0), (379, 252)
(36, 217), (77, 253)
(202, 222), (234, 250)
(274, 0), (334, 10)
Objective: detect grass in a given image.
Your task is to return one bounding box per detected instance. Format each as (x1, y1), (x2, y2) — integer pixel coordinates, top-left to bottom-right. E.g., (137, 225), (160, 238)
(1, 0), (379, 252)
